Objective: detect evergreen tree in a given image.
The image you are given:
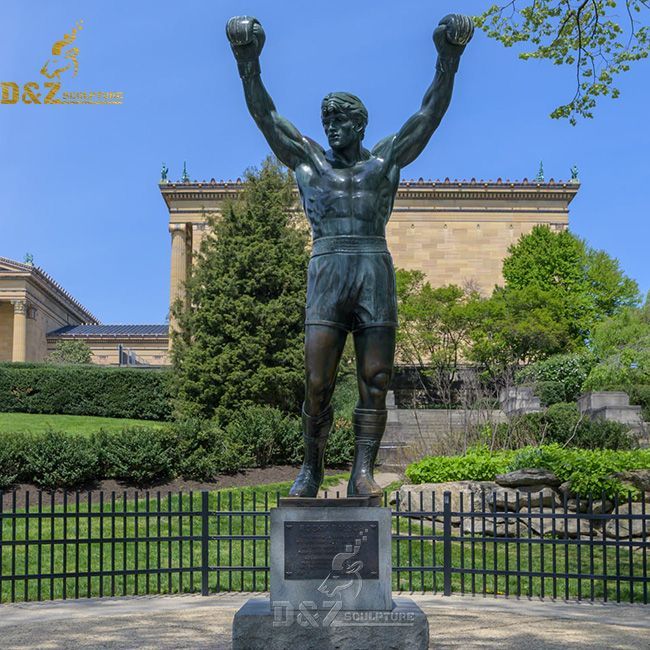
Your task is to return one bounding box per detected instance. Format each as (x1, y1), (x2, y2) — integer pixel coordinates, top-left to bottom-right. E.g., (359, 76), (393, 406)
(172, 158), (309, 420)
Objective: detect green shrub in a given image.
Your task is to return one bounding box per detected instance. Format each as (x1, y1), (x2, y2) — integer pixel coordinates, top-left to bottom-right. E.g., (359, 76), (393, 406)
(25, 430), (98, 490)
(0, 432), (28, 489)
(224, 406), (301, 468)
(405, 446), (514, 484)
(172, 418), (254, 479)
(518, 352), (595, 405)
(406, 444), (650, 498)
(0, 363), (172, 421)
(325, 417), (354, 466)
(96, 427), (176, 487)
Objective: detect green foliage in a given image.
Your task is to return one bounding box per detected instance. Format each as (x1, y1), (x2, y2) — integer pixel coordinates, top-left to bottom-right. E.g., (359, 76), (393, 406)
(0, 363), (172, 421)
(518, 352), (595, 404)
(325, 418), (355, 467)
(502, 226), (639, 344)
(475, 1), (650, 124)
(407, 444), (650, 498)
(405, 446), (514, 484)
(173, 158), (309, 420)
(0, 432), (27, 489)
(487, 403), (635, 450)
(331, 372), (358, 421)
(47, 340), (92, 364)
(25, 430), (99, 490)
(508, 445), (650, 498)
(224, 406), (301, 468)
(95, 427), (176, 487)
(396, 270), (477, 405)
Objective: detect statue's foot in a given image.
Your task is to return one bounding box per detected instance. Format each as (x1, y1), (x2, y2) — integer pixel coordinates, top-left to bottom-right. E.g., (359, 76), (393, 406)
(347, 473), (382, 498)
(289, 465), (323, 497)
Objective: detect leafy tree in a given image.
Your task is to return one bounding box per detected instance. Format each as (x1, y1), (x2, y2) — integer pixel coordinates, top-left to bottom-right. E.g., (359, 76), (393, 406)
(172, 158), (309, 420)
(467, 284), (576, 385)
(396, 270), (478, 407)
(502, 225), (639, 342)
(47, 340), (92, 364)
(475, 1), (649, 124)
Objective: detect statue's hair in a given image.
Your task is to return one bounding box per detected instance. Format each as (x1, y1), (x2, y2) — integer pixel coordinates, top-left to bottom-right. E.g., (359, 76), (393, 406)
(321, 92), (368, 138)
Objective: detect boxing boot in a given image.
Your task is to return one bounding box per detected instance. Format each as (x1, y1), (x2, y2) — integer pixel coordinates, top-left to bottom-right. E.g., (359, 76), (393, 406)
(347, 407), (387, 498)
(289, 404), (333, 497)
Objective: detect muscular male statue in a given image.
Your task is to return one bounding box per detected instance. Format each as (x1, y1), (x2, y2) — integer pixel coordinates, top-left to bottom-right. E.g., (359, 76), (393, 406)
(226, 14), (473, 498)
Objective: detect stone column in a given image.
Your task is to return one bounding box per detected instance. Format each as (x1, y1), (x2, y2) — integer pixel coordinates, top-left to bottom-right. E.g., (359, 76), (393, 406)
(11, 299), (27, 362)
(169, 224), (188, 340)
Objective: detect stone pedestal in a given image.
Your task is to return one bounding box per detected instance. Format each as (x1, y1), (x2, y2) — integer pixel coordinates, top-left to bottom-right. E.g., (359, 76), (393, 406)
(232, 596), (429, 650)
(232, 497), (429, 649)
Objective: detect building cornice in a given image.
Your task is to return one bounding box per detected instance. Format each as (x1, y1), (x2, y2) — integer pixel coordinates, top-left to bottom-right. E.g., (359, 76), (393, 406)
(0, 257), (98, 323)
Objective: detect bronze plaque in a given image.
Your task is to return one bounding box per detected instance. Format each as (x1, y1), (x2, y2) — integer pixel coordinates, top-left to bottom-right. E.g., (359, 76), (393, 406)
(284, 520), (379, 580)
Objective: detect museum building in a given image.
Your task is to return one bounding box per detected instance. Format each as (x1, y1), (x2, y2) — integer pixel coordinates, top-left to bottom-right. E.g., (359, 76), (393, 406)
(1, 175), (579, 365)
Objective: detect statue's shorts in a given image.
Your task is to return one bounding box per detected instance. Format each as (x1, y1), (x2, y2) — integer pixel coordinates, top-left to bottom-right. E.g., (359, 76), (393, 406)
(305, 236), (398, 333)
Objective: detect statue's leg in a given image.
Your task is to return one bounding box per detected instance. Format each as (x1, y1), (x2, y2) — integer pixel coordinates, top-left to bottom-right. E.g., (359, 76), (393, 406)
(289, 324), (348, 497)
(347, 325), (396, 497)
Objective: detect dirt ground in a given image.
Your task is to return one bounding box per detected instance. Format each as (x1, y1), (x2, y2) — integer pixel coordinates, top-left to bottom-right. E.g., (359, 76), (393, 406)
(1, 466), (350, 510)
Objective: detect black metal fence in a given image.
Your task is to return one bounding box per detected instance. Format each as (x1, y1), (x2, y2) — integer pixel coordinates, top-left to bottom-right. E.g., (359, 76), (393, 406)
(0, 489), (647, 604)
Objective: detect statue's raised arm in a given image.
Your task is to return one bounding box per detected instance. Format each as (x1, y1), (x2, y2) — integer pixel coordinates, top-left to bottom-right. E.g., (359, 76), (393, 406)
(376, 14), (474, 168)
(226, 16), (310, 170)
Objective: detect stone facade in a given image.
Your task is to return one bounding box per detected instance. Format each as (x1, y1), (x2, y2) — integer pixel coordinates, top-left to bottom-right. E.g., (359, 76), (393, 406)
(0, 257), (97, 363)
(160, 177), (580, 322)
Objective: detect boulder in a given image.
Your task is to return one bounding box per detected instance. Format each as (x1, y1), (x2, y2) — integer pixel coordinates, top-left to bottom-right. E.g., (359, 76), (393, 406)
(395, 482), (498, 522)
(610, 470), (650, 493)
(461, 515), (521, 537)
(519, 507), (599, 538)
(489, 486), (558, 511)
(566, 498), (613, 514)
(495, 468), (561, 489)
(605, 503), (648, 539)
(558, 481), (574, 498)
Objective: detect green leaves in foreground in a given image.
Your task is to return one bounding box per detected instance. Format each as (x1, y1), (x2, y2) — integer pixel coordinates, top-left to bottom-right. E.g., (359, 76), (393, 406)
(475, 1), (649, 124)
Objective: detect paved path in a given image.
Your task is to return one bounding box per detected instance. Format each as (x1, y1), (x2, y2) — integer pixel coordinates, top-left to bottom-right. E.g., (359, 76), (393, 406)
(1, 593), (649, 649)
(318, 472), (402, 498)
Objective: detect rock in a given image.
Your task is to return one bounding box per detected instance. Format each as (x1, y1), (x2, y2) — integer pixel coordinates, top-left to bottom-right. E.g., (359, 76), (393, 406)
(605, 503), (648, 539)
(610, 470), (650, 493)
(461, 515), (521, 537)
(489, 486), (558, 511)
(495, 468), (561, 489)
(518, 508), (599, 538)
(396, 482), (498, 523)
(558, 481), (574, 498)
(566, 498), (613, 514)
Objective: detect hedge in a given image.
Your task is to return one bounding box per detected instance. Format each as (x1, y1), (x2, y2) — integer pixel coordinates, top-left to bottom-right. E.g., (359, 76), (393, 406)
(0, 406), (355, 490)
(0, 363), (172, 421)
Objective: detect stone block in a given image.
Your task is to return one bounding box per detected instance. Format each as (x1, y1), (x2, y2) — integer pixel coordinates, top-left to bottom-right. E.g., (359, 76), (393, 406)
(232, 596), (429, 650)
(495, 468), (561, 489)
(611, 470), (650, 493)
(605, 503), (648, 539)
(590, 405), (643, 426)
(270, 505), (392, 611)
(578, 391), (630, 413)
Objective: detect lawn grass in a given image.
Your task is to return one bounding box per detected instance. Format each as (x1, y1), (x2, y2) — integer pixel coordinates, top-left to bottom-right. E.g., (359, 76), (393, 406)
(0, 480), (647, 604)
(0, 412), (164, 436)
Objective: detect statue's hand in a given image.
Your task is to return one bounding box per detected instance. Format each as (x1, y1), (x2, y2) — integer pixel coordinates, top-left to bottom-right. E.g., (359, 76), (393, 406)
(226, 16), (266, 62)
(433, 14), (474, 59)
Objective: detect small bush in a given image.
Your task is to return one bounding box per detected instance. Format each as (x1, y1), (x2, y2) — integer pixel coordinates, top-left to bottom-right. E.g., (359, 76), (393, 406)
(405, 446), (514, 484)
(96, 427), (176, 487)
(325, 418), (354, 466)
(25, 430), (98, 490)
(0, 432), (28, 489)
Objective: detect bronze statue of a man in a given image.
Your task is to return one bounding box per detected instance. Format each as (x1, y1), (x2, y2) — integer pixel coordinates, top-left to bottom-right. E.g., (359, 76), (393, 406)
(227, 14), (473, 498)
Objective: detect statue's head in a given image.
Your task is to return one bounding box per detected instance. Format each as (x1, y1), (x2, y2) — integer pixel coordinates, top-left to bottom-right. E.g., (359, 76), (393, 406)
(321, 92), (368, 149)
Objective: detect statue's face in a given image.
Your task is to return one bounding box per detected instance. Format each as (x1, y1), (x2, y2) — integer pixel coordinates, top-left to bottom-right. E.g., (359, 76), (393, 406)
(322, 112), (361, 150)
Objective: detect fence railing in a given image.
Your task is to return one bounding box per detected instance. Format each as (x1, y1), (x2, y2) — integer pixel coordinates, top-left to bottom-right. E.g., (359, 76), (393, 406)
(0, 489), (647, 604)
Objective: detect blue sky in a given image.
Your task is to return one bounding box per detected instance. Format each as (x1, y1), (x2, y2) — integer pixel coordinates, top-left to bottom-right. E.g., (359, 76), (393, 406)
(0, 0), (648, 324)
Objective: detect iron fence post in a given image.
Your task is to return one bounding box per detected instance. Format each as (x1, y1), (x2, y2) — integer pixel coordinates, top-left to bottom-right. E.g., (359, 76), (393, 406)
(201, 491), (209, 596)
(443, 491), (452, 596)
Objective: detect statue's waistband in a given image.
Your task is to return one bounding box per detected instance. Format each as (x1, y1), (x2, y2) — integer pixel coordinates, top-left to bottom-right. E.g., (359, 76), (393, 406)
(311, 236), (389, 257)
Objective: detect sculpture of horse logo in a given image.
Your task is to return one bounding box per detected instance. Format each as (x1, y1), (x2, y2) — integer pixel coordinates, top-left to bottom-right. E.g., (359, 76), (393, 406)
(317, 527), (369, 600)
(40, 21), (83, 81)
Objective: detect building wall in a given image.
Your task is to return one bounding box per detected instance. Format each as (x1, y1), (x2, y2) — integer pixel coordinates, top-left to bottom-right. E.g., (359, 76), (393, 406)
(0, 301), (14, 361)
(46, 338), (170, 366)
